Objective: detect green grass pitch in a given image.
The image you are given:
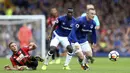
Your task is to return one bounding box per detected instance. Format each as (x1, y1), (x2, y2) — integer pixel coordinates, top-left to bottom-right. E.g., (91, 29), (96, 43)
(0, 57), (130, 73)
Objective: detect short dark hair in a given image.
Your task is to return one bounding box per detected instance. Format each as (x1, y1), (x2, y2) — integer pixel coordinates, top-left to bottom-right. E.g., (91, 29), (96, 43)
(67, 8), (73, 13)
(8, 42), (14, 48)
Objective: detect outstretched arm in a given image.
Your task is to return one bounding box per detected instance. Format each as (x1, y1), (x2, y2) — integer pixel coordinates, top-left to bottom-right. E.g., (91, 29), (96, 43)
(4, 65), (29, 71)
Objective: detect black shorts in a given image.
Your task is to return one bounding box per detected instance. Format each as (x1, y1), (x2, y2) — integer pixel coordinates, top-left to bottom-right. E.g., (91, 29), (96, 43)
(26, 57), (38, 70)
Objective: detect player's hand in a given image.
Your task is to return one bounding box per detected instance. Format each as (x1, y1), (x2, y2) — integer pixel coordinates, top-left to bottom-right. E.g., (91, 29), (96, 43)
(18, 66), (24, 71)
(4, 65), (11, 70)
(95, 26), (100, 30)
(92, 43), (96, 49)
(29, 42), (37, 50)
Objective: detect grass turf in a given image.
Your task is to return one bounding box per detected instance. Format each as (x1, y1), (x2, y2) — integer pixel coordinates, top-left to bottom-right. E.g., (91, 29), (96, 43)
(0, 57), (130, 73)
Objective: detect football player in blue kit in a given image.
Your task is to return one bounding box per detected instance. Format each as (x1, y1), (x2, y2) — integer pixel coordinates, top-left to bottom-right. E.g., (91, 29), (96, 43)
(81, 4), (99, 64)
(42, 8), (80, 70)
(68, 8), (97, 70)
(81, 4), (100, 30)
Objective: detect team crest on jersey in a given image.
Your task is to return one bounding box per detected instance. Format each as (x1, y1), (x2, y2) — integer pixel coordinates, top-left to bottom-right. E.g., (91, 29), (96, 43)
(76, 24), (79, 28)
(62, 22), (65, 25)
(90, 25), (93, 29)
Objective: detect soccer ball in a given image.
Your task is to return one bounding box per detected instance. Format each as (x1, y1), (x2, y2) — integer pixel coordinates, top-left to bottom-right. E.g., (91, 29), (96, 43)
(108, 50), (119, 61)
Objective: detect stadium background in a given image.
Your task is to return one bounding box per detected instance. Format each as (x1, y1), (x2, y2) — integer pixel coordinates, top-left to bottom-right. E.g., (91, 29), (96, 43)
(0, 0), (130, 73)
(0, 0), (130, 57)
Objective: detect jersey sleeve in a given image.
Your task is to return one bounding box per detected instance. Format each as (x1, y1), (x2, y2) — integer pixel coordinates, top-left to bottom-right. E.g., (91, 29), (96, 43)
(22, 46), (30, 52)
(92, 22), (97, 44)
(69, 20), (80, 43)
(93, 15), (100, 26)
(10, 57), (17, 67)
(47, 17), (51, 25)
(55, 16), (62, 25)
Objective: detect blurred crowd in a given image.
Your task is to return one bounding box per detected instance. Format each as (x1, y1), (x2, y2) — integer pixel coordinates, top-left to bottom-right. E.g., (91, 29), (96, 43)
(0, 0), (130, 57)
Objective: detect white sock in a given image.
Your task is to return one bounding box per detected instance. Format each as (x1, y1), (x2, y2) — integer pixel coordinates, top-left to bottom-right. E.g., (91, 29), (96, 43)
(85, 56), (89, 64)
(44, 52), (52, 65)
(64, 52), (73, 66)
(82, 56), (87, 66)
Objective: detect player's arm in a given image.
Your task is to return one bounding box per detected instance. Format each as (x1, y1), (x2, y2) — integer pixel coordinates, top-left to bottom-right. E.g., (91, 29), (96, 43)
(69, 23), (79, 43)
(4, 65), (29, 71)
(69, 18), (83, 43)
(94, 15), (100, 29)
(69, 21), (81, 49)
(6, 58), (27, 71)
(91, 26), (97, 49)
(48, 18), (60, 40)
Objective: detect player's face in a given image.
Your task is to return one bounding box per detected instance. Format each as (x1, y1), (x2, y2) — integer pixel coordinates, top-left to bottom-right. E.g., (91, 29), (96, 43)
(10, 43), (18, 52)
(67, 11), (73, 19)
(87, 10), (96, 20)
(51, 8), (58, 17)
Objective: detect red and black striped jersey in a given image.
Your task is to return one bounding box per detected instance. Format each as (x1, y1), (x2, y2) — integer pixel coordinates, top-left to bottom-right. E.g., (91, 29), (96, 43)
(10, 47), (31, 67)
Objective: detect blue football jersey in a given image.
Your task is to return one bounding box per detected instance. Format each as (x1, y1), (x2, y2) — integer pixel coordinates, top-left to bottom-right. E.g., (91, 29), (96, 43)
(68, 16), (97, 44)
(55, 15), (76, 37)
(81, 13), (100, 26)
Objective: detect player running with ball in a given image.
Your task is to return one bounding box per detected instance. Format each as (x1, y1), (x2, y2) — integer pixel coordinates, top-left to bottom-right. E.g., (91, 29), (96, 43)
(67, 8), (97, 70)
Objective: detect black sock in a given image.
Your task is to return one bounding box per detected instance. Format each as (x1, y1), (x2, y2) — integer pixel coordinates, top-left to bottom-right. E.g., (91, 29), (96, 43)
(52, 54), (55, 60)
(56, 49), (60, 57)
(78, 57), (83, 65)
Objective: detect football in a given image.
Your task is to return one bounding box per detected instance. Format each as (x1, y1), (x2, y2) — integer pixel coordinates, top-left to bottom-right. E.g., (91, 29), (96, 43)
(108, 50), (119, 61)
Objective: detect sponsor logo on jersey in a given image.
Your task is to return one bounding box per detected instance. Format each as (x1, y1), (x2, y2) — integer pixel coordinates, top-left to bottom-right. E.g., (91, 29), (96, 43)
(82, 29), (92, 32)
(61, 26), (71, 30)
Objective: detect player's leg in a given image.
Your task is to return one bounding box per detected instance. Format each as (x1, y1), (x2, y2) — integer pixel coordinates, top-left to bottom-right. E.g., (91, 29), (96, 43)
(73, 43), (89, 70)
(87, 34), (95, 63)
(81, 41), (94, 64)
(42, 36), (59, 70)
(50, 45), (61, 64)
(55, 47), (61, 64)
(49, 51), (56, 64)
(63, 45), (73, 70)
(60, 37), (73, 70)
(27, 58), (38, 70)
(30, 56), (44, 62)
(86, 51), (94, 63)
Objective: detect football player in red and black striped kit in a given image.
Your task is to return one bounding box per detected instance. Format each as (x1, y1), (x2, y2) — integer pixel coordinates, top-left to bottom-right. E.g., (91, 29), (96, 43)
(4, 42), (43, 71)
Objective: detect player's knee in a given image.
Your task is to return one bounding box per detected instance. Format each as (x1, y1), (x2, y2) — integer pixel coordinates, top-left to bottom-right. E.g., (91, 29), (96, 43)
(85, 51), (92, 57)
(49, 46), (56, 54)
(66, 45), (73, 53)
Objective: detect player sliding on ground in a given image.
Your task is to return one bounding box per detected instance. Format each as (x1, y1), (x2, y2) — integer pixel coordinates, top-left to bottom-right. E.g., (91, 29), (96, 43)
(4, 42), (43, 71)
